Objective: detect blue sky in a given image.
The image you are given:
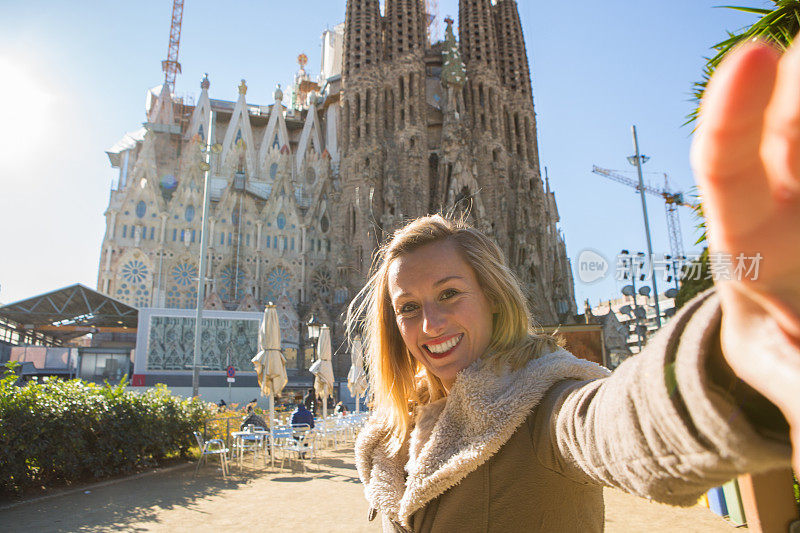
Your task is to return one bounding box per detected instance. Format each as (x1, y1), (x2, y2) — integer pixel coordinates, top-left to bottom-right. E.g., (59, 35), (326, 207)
(0, 0), (762, 312)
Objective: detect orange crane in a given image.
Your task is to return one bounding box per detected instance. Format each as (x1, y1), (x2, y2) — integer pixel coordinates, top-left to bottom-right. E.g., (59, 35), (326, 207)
(161, 0), (185, 95)
(591, 165), (692, 261)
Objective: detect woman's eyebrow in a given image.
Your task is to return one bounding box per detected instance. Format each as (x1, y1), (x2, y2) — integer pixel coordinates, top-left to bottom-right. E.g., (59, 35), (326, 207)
(391, 275), (464, 301)
(433, 275), (464, 287)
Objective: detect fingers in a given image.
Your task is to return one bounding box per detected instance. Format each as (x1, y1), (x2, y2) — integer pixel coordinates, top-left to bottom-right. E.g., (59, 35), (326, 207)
(691, 42), (779, 241)
(762, 39), (800, 202)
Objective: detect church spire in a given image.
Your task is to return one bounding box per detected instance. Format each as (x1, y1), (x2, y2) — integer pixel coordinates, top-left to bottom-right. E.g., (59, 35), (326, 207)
(458, 0), (499, 71)
(343, 0), (383, 79)
(493, 0), (532, 100)
(384, 0), (428, 61)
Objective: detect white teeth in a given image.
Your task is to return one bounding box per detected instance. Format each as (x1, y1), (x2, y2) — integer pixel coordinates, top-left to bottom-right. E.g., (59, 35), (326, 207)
(426, 335), (461, 354)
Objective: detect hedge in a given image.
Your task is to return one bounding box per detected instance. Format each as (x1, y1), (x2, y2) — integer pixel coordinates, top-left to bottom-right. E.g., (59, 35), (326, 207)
(0, 364), (216, 496)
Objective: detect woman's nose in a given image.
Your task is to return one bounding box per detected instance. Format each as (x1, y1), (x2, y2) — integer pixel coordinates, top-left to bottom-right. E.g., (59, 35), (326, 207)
(422, 303), (446, 335)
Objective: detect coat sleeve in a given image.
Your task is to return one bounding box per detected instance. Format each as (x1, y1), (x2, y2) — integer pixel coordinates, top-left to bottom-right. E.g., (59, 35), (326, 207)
(530, 289), (792, 506)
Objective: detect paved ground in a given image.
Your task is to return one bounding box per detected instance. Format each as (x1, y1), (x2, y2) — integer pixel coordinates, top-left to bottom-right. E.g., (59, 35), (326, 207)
(1, 447), (741, 532)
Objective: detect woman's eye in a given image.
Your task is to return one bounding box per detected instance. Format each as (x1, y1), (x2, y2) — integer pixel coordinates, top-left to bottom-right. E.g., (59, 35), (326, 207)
(398, 303), (418, 315)
(440, 288), (458, 300)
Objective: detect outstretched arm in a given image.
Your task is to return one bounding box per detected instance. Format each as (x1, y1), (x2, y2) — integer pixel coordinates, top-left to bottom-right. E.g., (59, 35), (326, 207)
(531, 290), (790, 504)
(691, 39), (800, 473)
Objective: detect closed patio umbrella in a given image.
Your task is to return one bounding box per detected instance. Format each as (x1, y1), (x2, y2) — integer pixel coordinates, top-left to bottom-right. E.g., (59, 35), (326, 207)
(347, 336), (367, 413)
(309, 324), (334, 425)
(251, 303), (287, 465)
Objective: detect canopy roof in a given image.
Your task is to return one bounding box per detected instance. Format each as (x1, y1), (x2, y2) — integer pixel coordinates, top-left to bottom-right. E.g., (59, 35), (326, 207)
(0, 284), (138, 343)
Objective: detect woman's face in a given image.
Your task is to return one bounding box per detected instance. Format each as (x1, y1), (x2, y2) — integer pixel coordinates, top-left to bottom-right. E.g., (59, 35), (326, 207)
(387, 240), (495, 390)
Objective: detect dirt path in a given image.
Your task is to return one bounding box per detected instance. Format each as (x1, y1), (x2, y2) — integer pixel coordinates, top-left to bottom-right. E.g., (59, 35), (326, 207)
(1, 447), (740, 532)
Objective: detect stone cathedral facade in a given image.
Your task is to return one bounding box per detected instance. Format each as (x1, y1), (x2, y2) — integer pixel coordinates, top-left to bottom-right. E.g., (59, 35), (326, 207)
(98, 0), (576, 373)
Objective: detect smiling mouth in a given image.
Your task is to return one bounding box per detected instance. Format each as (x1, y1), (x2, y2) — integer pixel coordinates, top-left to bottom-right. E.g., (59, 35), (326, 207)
(423, 334), (463, 358)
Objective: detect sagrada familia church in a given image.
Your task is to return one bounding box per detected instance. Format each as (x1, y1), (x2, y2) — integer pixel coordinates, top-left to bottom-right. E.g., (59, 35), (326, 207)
(99, 0), (576, 374)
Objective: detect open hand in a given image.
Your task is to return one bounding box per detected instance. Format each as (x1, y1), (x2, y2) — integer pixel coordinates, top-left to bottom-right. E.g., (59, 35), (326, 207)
(692, 39), (800, 472)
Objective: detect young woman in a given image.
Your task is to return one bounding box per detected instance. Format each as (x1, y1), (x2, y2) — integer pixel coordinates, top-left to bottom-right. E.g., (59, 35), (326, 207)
(350, 40), (800, 532)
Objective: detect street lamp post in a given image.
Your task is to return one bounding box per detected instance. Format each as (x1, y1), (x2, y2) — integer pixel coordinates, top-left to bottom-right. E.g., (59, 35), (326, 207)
(628, 125), (662, 328)
(306, 315), (321, 410)
(191, 109), (217, 398)
(619, 250), (644, 352)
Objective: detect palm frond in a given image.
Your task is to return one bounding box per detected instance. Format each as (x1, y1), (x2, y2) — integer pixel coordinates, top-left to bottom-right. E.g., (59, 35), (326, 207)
(687, 1), (800, 126)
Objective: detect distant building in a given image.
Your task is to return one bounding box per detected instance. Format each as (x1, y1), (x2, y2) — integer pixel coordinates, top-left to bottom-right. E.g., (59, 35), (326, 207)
(582, 293), (678, 368)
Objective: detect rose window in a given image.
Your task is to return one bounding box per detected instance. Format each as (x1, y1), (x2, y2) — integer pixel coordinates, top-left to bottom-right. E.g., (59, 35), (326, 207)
(121, 260), (149, 284)
(311, 268), (332, 298)
(171, 262), (197, 287)
(219, 265), (247, 301)
(266, 267), (292, 297)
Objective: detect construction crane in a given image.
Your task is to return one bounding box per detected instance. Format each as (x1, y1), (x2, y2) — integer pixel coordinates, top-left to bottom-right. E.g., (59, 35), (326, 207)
(591, 165), (692, 261)
(161, 0), (185, 96)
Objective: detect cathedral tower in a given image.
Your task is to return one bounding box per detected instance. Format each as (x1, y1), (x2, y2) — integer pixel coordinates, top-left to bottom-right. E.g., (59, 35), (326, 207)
(458, 0), (499, 71)
(493, 0), (532, 101)
(382, 0), (430, 222)
(384, 0), (427, 61)
(343, 0), (383, 80)
(339, 0), (385, 287)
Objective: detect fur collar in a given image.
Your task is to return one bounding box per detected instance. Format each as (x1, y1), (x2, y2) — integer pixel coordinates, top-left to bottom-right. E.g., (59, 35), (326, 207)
(355, 349), (610, 528)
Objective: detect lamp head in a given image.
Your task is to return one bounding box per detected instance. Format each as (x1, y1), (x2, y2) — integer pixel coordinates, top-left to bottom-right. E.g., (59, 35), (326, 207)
(306, 315), (321, 340)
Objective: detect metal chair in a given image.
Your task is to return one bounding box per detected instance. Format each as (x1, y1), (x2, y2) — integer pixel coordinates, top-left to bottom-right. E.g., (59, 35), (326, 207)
(232, 426), (267, 468)
(193, 431), (229, 479)
(276, 425), (315, 473)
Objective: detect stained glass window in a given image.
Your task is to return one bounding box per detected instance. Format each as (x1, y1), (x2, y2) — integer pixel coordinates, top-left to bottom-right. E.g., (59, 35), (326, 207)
(171, 262), (197, 286)
(277, 212), (286, 230)
(311, 268), (332, 300)
(266, 266), (292, 298)
(121, 260), (148, 284)
(219, 265), (247, 301)
(185, 205), (195, 222)
(269, 163), (278, 180)
(116, 259), (151, 307)
(136, 201), (147, 218)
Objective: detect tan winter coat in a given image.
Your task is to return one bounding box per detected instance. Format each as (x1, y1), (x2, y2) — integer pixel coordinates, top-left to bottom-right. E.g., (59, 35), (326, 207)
(355, 291), (792, 532)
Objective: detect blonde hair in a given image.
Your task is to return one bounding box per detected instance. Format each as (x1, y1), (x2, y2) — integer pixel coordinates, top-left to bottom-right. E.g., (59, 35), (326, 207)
(346, 214), (559, 455)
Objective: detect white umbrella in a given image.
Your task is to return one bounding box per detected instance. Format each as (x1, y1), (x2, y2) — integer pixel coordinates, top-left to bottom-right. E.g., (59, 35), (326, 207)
(347, 336), (367, 413)
(251, 304), (287, 465)
(309, 325), (334, 426)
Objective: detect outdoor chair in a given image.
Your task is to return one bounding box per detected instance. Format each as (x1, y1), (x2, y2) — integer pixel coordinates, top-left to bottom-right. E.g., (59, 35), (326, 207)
(275, 425), (315, 473)
(291, 423), (316, 460)
(314, 418), (338, 449)
(193, 431), (229, 479)
(232, 426), (267, 468)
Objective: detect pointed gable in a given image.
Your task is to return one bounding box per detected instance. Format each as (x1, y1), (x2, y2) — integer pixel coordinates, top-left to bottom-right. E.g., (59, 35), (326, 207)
(220, 80), (257, 175)
(261, 166), (303, 229)
(124, 131), (167, 211)
(149, 84), (174, 125)
(295, 101), (323, 170)
(258, 101), (291, 173)
(185, 75), (212, 142)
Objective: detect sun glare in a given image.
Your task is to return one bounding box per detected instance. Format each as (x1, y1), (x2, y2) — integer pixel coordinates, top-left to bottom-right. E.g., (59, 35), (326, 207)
(0, 56), (53, 165)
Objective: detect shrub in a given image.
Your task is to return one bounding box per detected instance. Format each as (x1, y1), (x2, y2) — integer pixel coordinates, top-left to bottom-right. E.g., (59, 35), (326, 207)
(0, 364), (216, 496)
